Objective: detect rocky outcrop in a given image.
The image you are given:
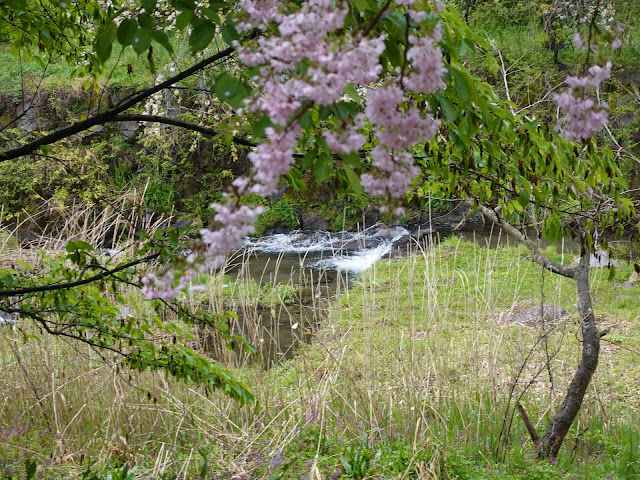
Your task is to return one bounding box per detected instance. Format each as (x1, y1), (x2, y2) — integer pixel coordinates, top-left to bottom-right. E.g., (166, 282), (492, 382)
(505, 304), (569, 326)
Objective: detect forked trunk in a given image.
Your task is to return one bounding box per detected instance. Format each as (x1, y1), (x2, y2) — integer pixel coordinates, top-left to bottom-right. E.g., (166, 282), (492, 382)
(473, 204), (603, 459)
(540, 255), (601, 458)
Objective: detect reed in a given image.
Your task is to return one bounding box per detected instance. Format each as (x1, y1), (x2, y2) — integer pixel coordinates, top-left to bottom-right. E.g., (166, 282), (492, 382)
(0, 228), (639, 479)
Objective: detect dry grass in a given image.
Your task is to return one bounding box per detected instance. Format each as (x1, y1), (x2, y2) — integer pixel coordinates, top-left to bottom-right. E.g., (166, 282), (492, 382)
(0, 231), (639, 478)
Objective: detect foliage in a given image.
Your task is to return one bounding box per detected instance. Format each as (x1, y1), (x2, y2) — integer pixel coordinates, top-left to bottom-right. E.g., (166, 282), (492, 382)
(0, 0), (637, 463)
(0, 226), (256, 405)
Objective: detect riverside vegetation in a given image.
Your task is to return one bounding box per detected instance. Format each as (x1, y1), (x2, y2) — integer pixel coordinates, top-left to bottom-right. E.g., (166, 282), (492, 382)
(1, 231), (640, 479)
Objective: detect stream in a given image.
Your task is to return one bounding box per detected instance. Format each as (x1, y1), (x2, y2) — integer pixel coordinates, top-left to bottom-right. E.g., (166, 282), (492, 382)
(221, 223), (508, 367)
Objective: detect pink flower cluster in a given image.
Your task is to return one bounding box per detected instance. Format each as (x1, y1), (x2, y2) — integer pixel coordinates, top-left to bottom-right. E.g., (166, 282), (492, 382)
(322, 114), (365, 154)
(554, 62), (611, 141)
(237, 0), (280, 29)
(236, 0), (387, 198)
(366, 85), (440, 151)
(361, 74), (442, 200)
(200, 203), (266, 269)
(565, 62), (612, 89)
(248, 126), (300, 195)
(141, 254), (202, 300)
(404, 31), (446, 94)
(361, 147), (419, 199)
(238, 0), (386, 122)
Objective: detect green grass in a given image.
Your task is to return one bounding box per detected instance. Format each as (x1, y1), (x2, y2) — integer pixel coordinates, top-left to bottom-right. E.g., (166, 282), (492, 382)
(0, 39), (176, 100)
(4, 236), (639, 478)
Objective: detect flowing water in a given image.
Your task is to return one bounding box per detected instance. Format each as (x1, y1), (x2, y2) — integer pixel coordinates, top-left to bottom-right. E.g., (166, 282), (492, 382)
(210, 222), (627, 367)
(218, 224), (431, 367)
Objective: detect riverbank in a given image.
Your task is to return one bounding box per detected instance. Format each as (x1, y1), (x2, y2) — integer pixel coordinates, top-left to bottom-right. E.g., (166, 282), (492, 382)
(1, 236), (639, 479)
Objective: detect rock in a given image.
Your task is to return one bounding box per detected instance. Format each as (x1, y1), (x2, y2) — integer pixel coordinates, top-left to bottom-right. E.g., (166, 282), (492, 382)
(363, 207), (381, 227)
(507, 304), (569, 326)
(338, 238), (383, 252)
(79, 124), (106, 144)
(0, 311), (18, 324)
(13, 230), (40, 248)
(264, 225), (292, 235)
(115, 120), (139, 139)
(300, 213), (328, 231)
(574, 250), (621, 268)
(16, 98), (42, 132)
(623, 272), (640, 289)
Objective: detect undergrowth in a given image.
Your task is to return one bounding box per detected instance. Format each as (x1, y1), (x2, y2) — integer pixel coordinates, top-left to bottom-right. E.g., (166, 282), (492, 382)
(1, 234), (639, 478)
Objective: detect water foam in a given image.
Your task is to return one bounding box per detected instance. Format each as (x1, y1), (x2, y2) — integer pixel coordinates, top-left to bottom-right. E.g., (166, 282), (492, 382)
(245, 224), (409, 274)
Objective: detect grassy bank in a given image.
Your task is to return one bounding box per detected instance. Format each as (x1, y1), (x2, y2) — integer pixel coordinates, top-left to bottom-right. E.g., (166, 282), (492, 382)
(1, 236), (640, 479)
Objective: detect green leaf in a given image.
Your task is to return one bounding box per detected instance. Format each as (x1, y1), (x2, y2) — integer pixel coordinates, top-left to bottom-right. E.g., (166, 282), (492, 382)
(170, 0), (195, 10)
(302, 147), (318, 170)
(4, 0), (26, 9)
(517, 190), (529, 208)
(24, 458), (37, 480)
(175, 10), (193, 29)
(220, 21), (240, 46)
(340, 152), (361, 169)
(451, 66), (475, 103)
(137, 12), (154, 29)
(383, 37), (403, 68)
(117, 18), (138, 47)
(608, 264), (617, 281)
(95, 21), (117, 63)
(189, 20), (215, 52)
(438, 95), (457, 122)
(141, 0), (157, 12)
(312, 153), (333, 183)
(151, 30), (173, 54)
(335, 101), (360, 119)
(200, 7), (220, 23)
(132, 28), (152, 54)
(65, 240), (94, 252)
(299, 110), (313, 130)
(251, 115), (273, 138)
(344, 83), (362, 105)
(212, 72), (250, 109)
(342, 164), (363, 195)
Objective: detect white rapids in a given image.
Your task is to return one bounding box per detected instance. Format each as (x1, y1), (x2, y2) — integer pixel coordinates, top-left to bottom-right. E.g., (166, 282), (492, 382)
(244, 224), (410, 275)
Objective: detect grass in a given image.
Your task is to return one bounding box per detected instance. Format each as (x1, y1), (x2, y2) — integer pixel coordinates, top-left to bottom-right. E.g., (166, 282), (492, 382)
(1, 232), (640, 478)
(0, 38), (176, 100)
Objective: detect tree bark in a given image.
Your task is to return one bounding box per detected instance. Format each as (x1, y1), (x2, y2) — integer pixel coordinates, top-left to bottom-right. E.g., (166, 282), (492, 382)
(540, 254), (600, 458)
(473, 202), (601, 458)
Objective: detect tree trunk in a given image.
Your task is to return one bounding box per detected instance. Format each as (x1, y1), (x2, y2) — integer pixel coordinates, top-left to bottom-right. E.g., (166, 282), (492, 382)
(540, 254), (600, 458)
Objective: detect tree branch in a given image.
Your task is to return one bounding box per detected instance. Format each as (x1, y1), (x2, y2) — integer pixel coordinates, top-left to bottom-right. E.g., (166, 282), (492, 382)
(472, 201), (577, 279)
(516, 402), (540, 448)
(18, 309), (127, 356)
(110, 114), (257, 148)
(0, 253), (159, 296)
(0, 33), (257, 162)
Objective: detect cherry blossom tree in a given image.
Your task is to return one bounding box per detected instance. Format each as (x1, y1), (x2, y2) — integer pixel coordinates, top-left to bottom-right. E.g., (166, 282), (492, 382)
(0, 0), (633, 458)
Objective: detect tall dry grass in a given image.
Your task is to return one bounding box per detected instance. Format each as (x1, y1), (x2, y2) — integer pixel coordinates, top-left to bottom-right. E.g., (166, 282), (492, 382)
(0, 229), (638, 478)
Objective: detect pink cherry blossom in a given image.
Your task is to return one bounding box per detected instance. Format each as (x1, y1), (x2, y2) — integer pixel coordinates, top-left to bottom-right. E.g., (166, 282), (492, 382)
(404, 33), (446, 93)
(554, 62), (612, 141)
(323, 115), (366, 154)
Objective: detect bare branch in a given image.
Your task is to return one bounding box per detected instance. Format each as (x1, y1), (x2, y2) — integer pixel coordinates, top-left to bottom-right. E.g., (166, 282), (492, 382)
(110, 114), (257, 148)
(472, 201), (577, 279)
(516, 402), (540, 448)
(0, 33), (258, 162)
(0, 253), (159, 296)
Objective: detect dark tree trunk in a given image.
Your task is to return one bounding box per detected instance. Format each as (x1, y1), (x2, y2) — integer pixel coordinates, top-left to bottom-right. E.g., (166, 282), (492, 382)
(540, 254), (600, 458)
(473, 204), (602, 459)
